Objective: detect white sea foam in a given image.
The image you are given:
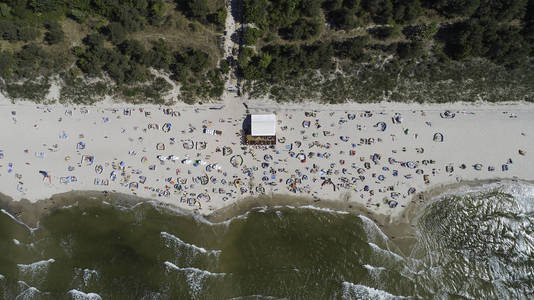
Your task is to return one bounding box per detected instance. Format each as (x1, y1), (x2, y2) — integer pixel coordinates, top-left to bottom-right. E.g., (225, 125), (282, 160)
(82, 269), (99, 287)
(1, 209), (37, 232)
(160, 232), (221, 255)
(298, 205), (350, 214)
(67, 289), (102, 300)
(363, 264), (387, 282)
(368, 243), (404, 262)
(341, 281), (407, 299)
(164, 261), (225, 277)
(164, 261), (225, 299)
(15, 286), (41, 300)
(363, 264), (387, 271)
(359, 215), (390, 248)
(227, 295), (288, 300)
(16, 281), (43, 300)
(17, 259), (55, 284)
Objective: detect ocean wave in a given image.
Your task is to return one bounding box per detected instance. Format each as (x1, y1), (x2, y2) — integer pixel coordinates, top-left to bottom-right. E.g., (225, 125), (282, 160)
(429, 180), (534, 206)
(227, 295), (288, 300)
(368, 243), (404, 263)
(363, 264), (387, 271)
(297, 205), (350, 214)
(16, 280), (44, 299)
(164, 261), (225, 277)
(67, 289), (102, 300)
(363, 264), (387, 283)
(341, 281), (408, 299)
(1, 209), (37, 232)
(17, 258), (55, 270)
(17, 259), (55, 285)
(359, 215), (390, 249)
(164, 261), (226, 299)
(160, 232), (221, 255)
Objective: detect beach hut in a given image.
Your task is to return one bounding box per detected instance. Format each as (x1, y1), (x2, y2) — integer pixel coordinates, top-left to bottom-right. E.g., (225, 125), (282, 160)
(433, 133), (444, 142)
(246, 114), (277, 145)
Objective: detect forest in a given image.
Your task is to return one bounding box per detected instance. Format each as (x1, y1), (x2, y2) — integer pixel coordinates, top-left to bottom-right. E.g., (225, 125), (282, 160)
(240, 0), (534, 103)
(0, 0), (227, 103)
(0, 0), (533, 103)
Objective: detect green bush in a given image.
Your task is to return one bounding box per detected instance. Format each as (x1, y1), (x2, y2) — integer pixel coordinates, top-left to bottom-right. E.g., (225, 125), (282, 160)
(243, 27), (261, 45)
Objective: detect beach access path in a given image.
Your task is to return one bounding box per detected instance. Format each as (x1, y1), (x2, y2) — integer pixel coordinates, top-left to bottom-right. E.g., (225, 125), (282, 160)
(0, 93), (533, 219)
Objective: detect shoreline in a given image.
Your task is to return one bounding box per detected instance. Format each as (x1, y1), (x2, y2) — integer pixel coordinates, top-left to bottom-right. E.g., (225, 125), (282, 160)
(1, 177), (530, 256)
(1, 92), (533, 254)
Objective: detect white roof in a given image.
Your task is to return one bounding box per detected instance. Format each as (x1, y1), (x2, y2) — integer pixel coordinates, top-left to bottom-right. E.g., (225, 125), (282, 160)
(251, 114), (276, 136)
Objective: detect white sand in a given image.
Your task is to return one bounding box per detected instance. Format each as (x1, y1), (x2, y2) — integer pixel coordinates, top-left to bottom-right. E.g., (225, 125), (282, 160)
(0, 92), (533, 218)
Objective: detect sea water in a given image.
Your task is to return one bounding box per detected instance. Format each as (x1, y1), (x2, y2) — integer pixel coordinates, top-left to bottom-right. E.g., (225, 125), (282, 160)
(0, 181), (533, 299)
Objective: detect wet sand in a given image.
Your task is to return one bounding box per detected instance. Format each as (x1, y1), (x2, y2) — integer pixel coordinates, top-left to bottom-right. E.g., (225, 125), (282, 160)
(5, 178), (527, 256)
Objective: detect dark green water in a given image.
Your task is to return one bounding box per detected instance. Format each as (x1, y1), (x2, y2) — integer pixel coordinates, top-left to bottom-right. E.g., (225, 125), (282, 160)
(1, 181), (533, 299)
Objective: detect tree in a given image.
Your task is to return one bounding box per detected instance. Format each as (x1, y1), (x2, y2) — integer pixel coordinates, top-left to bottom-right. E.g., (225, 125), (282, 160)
(149, 0), (166, 25)
(0, 21), (18, 41)
(0, 3), (11, 17)
(328, 8), (358, 30)
(44, 21), (65, 45)
(84, 33), (105, 48)
(393, 0), (422, 23)
(209, 7), (227, 28)
(396, 41), (425, 59)
(119, 40), (147, 64)
(219, 59), (230, 73)
(243, 27), (261, 44)
(476, 0), (527, 21)
(368, 25), (400, 40)
(433, 0), (480, 17)
(17, 27), (40, 42)
(335, 36), (369, 61)
(243, 0), (268, 26)
(106, 22), (127, 45)
(185, 0), (210, 22)
(280, 18), (321, 40)
(0, 50), (15, 78)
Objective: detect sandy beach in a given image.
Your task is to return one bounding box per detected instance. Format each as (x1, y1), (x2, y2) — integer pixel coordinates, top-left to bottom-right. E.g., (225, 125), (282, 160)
(1, 92), (533, 226)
